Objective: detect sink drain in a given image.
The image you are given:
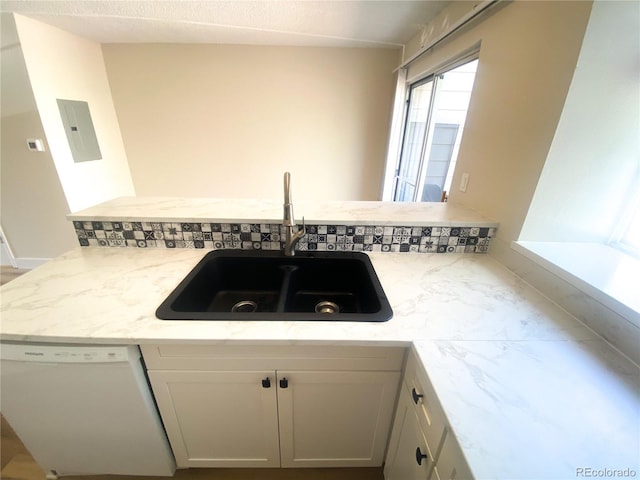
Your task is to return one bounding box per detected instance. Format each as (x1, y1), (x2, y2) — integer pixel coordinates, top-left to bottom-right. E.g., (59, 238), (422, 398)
(231, 300), (258, 313)
(315, 301), (340, 314)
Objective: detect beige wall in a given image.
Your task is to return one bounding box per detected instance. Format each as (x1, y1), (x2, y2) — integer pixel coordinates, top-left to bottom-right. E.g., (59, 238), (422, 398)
(14, 14), (136, 213)
(400, 1), (640, 361)
(1, 110), (78, 261)
(102, 44), (400, 201)
(0, 31), (78, 264)
(403, 1), (593, 247)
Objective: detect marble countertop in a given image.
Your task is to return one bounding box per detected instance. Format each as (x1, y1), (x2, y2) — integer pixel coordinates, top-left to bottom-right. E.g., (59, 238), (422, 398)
(1, 247), (638, 478)
(67, 196), (499, 227)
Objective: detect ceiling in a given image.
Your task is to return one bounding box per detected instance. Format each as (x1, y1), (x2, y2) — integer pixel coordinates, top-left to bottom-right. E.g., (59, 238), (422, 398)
(0, 0), (450, 48)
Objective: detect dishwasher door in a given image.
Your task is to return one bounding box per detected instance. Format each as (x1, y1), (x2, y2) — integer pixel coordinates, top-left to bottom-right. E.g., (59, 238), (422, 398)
(0, 343), (176, 477)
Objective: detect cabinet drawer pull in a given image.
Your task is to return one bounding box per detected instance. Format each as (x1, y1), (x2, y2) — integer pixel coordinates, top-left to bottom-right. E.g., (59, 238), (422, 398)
(279, 377), (289, 389)
(262, 378), (271, 388)
(415, 446), (428, 466)
(411, 387), (424, 404)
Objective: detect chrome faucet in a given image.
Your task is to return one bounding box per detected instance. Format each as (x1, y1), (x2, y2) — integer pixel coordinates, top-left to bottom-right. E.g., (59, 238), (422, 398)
(283, 172), (305, 256)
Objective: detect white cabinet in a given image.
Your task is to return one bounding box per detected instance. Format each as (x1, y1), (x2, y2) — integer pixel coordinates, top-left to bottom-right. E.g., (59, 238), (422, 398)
(430, 433), (473, 480)
(147, 370), (280, 467)
(278, 370), (399, 467)
(384, 388), (435, 480)
(142, 344), (403, 469)
(384, 349), (473, 480)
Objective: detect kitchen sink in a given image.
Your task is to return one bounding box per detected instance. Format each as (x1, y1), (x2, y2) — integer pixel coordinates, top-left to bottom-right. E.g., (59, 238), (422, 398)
(156, 250), (392, 322)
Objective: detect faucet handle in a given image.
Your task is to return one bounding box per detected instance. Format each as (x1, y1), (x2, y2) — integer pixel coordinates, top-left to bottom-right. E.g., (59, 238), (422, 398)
(292, 217), (306, 242)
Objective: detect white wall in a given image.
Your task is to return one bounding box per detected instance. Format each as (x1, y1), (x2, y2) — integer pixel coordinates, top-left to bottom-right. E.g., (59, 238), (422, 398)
(101, 44), (400, 201)
(520, 0), (640, 243)
(512, 0), (640, 363)
(13, 14), (135, 213)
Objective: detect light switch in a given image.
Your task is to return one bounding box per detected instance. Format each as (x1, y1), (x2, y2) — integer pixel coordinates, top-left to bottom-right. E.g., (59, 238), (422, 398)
(26, 138), (45, 152)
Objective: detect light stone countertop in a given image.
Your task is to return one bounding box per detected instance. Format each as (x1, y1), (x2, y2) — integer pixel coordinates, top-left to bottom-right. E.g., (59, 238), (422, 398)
(67, 196), (499, 227)
(1, 247), (638, 479)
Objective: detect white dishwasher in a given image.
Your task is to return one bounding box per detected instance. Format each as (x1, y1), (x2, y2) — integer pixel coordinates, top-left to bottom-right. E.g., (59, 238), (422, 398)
(0, 342), (176, 477)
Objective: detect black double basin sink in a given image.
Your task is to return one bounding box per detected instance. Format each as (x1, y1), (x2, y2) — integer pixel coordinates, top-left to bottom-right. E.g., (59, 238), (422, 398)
(156, 250), (392, 322)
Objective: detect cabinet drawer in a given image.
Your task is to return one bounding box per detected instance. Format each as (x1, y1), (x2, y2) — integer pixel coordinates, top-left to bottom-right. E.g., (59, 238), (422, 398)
(430, 432), (473, 480)
(141, 344), (406, 371)
(404, 349), (447, 460)
(384, 382), (438, 480)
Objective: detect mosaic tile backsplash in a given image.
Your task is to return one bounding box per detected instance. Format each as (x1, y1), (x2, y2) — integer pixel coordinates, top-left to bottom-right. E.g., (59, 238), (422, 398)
(73, 221), (495, 253)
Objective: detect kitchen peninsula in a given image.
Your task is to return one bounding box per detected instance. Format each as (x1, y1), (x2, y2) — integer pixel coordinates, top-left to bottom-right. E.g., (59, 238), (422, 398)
(1, 197), (638, 479)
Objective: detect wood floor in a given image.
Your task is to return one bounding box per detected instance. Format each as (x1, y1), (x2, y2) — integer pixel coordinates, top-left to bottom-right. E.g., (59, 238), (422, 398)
(1, 414), (384, 480)
(0, 267), (384, 480)
(0, 265), (30, 286)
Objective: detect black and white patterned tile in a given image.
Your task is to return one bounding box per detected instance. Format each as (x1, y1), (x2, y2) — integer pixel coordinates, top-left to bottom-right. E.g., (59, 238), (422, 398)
(72, 220), (496, 254)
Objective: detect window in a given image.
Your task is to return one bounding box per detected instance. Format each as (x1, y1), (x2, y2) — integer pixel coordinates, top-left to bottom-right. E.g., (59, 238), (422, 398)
(611, 178), (640, 258)
(619, 204), (640, 254)
(390, 59), (478, 202)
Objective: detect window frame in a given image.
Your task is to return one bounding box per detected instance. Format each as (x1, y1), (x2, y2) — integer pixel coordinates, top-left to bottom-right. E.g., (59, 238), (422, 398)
(610, 172), (640, 258)
(392, 73), (439, 202)
(382, 47), (480, 202)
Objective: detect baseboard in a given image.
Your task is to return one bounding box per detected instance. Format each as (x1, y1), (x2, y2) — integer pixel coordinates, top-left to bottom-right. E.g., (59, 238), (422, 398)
(14, 258), (51, 269)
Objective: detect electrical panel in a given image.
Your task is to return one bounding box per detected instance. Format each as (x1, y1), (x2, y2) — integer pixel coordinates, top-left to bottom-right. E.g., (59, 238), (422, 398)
(57, 99), (102, 163)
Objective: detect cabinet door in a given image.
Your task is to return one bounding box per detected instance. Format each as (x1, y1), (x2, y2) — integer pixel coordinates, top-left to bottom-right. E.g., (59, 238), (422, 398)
(384, 389), (435, 480)
(277, 370), (400, 468)
(147, 370), (279, 468)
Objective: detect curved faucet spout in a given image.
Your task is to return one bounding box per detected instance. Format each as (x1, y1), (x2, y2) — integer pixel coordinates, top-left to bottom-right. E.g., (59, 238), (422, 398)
(283, 172), (305, 256)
